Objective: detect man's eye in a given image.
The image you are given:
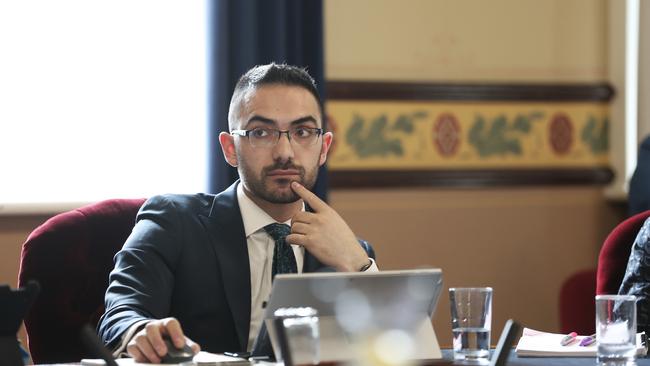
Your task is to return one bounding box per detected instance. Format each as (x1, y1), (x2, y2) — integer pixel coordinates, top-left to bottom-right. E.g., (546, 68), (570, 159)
(294, 128), (312, 138)
(251, 128), (270, 138)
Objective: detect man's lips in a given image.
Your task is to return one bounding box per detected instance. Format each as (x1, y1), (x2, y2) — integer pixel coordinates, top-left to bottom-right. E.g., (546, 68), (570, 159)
(267, 169), (300, 177)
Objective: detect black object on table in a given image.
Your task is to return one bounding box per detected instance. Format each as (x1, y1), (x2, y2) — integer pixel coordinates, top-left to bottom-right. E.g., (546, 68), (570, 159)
(0, 281), (40, 366)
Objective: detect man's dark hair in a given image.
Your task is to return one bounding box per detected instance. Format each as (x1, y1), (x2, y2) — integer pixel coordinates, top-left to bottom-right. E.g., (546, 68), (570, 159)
(228, 63), (322, 130)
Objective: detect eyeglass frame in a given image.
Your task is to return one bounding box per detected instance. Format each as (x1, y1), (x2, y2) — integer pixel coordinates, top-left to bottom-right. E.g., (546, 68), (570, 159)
(230, 126), (324, 148)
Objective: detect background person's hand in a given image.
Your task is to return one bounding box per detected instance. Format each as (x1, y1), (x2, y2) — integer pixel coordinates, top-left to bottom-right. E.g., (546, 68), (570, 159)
(126, 317), (200, 363)
(287, 181), (370, 272)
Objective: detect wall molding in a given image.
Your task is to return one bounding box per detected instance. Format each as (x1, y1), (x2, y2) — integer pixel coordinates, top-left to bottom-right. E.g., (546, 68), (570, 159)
(328, 168), (614, 189)
(327, 81), (615, 102)
(325, 81), (615, 188)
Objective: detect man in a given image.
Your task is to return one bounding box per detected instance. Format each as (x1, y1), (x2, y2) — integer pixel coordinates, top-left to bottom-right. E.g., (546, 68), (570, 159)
(97, 63), (377, 363)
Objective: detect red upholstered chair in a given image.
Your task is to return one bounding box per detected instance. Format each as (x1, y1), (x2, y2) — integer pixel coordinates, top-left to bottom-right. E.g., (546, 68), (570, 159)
(559, 268), (597, 334)
(558, 210), (650, 334)
(596, 210), (650, 295)
(17, 198), (146, 364)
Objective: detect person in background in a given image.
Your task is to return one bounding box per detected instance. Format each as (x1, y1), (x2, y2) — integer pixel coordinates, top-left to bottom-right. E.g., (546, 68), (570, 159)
(620, 135), (650, 332)
(618, 217), (650, 332)
(628, 135), (650, 216)
(98, 63), (377, 363)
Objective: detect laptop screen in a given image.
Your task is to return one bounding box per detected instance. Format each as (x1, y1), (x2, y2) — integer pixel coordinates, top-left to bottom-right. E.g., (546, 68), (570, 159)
(263, 268), (444, 362)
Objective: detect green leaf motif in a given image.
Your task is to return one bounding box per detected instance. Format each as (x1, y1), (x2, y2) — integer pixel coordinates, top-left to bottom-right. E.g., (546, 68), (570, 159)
(345, 111), (428, 158)
(393, 115), (414, 133)
(581, 115), (609, 154)
(468, 112), (544, 157)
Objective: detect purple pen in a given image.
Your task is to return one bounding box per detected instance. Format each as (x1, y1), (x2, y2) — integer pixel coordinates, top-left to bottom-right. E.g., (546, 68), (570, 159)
(579, 334), (596, 347)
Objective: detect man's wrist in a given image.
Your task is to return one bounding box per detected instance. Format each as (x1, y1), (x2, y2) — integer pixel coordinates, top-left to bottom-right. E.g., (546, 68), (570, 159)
(114, 319), (151, 357)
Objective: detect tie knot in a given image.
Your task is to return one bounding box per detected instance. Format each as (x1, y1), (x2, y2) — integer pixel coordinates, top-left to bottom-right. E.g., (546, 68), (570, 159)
(263, 223), (291, 241)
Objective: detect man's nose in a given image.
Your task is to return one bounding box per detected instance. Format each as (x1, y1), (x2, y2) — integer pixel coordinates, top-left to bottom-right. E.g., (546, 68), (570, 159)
(272, 131), (295, 161)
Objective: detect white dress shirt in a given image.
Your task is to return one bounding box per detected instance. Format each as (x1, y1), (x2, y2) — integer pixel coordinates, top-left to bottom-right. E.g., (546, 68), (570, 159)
(236, 184), (306, 350)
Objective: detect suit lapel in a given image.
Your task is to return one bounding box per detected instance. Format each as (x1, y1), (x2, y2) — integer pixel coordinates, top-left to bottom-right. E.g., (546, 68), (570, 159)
(198, 181), (251, 350)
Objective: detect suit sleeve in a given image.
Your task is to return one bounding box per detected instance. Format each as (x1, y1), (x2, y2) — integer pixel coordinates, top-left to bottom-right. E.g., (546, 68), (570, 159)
(97, 195), (186, 348)
(358, 238), (376, 260)
(618, 218), (650, 332)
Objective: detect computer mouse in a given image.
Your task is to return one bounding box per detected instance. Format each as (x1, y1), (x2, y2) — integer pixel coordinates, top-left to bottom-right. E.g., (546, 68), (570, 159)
(160, 336), (195, 364)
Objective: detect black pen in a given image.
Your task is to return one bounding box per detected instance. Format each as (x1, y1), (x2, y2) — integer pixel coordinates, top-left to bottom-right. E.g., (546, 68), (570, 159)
(248, 356), (270, 361)
(224, 351), (251, 358)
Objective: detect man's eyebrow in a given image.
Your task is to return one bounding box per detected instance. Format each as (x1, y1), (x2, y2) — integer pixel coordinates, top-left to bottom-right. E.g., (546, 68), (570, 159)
(289, 116), (318, 126)
(245, 115), (318, 128)
(245, 115), (275, 127)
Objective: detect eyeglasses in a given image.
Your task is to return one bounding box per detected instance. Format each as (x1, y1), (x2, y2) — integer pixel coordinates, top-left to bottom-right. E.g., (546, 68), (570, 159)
(230, 127), (324, 148)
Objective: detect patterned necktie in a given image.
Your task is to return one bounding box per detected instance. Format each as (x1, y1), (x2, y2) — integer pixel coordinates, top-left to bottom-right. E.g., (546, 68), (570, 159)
(263, 223), (297, 280)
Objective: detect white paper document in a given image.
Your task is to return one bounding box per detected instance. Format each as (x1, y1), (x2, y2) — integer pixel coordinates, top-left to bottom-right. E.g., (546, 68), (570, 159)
(515, 328), (647, 357)
(81, 351), (250, 366)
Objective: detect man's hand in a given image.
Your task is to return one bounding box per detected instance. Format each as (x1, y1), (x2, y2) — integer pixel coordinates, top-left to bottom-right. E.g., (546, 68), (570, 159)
(287, 181), (370, 272)
(126, 318), (200, 363)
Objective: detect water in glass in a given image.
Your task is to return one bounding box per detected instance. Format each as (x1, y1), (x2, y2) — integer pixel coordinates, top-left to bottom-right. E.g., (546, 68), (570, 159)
(452, 327), (490, 360)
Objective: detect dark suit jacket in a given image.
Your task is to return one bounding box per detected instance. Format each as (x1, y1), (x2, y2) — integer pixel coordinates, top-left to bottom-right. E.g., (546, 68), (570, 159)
(618, 217), (650, 332)
(97, 181), (373, 353)
(629, 136), (650, 216)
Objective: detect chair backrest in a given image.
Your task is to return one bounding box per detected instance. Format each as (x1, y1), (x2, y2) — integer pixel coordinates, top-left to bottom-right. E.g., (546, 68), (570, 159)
(17, 198), (145, 364)
(558, 268), (596, 334)
(596, 209), (650, 295)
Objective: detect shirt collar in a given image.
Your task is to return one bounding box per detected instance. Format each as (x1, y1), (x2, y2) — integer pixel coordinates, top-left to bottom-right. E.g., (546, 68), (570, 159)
(236, 182), (304, 237)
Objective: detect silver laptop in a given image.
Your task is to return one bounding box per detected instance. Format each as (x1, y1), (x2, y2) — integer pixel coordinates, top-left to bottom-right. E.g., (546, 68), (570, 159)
(264, 268), (443, 363)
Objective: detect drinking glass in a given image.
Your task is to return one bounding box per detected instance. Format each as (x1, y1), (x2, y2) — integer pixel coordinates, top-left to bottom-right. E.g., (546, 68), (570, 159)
(596, 294), (637, 365)
(449, 287), (492, 363)
(274, 307), (320, 365)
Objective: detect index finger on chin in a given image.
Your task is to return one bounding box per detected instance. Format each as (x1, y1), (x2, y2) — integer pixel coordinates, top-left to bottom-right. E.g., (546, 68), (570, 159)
(291, 181), (327, 212)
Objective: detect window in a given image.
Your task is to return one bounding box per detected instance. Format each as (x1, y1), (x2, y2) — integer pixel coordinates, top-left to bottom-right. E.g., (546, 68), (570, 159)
(0, 1), (207, 214)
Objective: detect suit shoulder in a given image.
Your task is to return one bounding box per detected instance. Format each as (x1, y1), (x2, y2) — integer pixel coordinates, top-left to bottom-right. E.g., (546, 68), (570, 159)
(142, 193), (215, 216)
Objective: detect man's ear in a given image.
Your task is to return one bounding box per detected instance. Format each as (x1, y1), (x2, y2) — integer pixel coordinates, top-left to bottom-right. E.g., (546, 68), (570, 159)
(318, 131), (333, 166)
(219, 132), (238, 167)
